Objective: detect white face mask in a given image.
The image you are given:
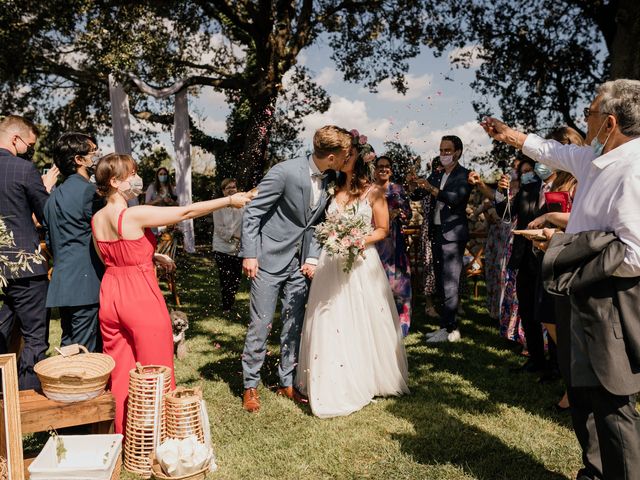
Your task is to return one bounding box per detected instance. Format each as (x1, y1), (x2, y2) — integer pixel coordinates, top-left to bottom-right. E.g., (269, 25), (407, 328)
(118, 174), (144, 200)
(440, 155), (455, 167)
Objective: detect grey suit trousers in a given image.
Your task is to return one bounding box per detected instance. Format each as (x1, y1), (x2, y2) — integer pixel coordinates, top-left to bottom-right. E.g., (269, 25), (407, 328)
(242, 256), (308, 388)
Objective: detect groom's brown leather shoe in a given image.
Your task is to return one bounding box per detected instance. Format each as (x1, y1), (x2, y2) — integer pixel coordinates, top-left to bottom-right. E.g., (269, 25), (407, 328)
(243, 388), (260, 413)
(276, 386), (309, 404)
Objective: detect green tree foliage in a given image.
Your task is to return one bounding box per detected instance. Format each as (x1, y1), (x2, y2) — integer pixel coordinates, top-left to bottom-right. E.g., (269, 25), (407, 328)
(381, 141), (421, 187)
(0, 0), (441, 188)
(428, 0), (640, 163)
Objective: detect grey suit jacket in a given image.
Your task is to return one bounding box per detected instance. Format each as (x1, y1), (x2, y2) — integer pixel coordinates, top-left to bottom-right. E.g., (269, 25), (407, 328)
(543, 230), (640, 395)
(239, 157), (329, 274)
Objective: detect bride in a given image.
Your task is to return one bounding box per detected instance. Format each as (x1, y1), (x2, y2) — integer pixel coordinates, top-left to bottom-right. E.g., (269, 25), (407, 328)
(296, 133), (409, 418)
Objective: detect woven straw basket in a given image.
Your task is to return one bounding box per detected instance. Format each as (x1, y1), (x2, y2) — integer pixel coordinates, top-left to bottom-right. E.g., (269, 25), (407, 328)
(148, 453), (208, 480)
(166, 387), (205, 443)
(33, 344), (115, 403)
(124, 364), (172, 478)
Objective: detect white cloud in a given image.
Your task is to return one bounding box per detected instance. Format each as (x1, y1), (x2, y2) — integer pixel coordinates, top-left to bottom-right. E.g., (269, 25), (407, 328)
(302, 95), (393, 143)
(198, 116), (226, 136)
(194, 87), (228, 112)
(374, 73), (434, 102)
(448, 45), (486, 69)
(314, 67), (336, 87)
(301, 95), (492, 165)
(405, 121), (493, 164)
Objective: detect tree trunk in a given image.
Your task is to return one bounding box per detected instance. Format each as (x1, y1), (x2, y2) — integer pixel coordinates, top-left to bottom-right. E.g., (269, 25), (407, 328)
(609, 0), (640, 79)
(237, 95), (278, 188)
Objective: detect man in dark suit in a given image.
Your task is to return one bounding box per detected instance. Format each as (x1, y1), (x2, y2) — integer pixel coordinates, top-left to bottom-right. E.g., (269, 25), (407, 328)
(42, 133), (104, 352)
(0, 115), (58, 389)
(412, 135), (471, 343)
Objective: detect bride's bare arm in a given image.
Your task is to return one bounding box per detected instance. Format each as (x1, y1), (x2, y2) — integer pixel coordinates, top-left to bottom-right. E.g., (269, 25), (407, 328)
(365, 186), (390, 246)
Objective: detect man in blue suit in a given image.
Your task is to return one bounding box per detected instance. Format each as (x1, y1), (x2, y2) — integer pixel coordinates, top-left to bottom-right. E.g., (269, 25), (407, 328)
(412, 135), (472, 343)
(0, 115), (58, 389)
(239, 125), (352, 412)
(43, 133), (104, 352)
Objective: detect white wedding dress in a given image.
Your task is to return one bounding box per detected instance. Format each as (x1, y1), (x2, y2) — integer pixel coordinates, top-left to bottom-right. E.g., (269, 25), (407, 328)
(296, 193), (410, 418)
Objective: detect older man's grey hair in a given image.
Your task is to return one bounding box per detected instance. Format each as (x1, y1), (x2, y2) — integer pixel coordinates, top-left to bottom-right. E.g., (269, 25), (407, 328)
(597, 79), (640, 137)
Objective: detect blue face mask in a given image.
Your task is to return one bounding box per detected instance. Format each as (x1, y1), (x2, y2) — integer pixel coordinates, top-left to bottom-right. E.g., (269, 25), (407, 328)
(590, 119), (613, 157)
(520, 171), (537, 184)
(534, 163), (553, 181)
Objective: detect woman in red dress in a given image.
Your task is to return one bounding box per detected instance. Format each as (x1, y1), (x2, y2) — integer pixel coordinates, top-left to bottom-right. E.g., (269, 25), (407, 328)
(91, 153), (251, 433)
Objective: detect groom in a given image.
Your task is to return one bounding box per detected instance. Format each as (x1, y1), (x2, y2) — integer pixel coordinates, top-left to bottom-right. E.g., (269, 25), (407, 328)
(239, 125), (353, 412)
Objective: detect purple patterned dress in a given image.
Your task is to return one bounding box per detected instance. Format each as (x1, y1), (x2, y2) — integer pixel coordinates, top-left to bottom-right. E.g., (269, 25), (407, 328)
(375, 183), (413, 336)
(419, 194), (436, 296)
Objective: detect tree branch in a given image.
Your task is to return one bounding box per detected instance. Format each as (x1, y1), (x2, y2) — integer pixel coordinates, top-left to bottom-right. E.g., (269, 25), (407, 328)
(132, 110), (227, 154)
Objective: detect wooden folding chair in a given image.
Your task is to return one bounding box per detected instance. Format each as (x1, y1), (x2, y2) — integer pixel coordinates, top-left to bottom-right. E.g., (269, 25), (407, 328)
(155, 229), (181, 306)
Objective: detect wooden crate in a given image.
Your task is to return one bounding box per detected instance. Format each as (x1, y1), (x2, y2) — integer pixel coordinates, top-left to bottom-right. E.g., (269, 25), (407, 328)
(20, 389), (116, 479)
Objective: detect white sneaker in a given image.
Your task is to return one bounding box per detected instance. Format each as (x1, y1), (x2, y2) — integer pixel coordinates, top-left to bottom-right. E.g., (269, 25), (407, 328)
(447, 329), (461, 342)
(426, 328), (446, 339)
(426, 328), (461, 343)
(426, 328), (449, 343)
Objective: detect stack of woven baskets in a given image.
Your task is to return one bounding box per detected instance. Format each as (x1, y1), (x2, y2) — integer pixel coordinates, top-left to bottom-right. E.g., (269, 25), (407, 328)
(33, 344), (115, 403)
(123, 365), (211, 479)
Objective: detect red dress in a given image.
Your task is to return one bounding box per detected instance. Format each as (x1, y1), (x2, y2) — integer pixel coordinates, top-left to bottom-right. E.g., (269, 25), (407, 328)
(93, 209), (175, 434)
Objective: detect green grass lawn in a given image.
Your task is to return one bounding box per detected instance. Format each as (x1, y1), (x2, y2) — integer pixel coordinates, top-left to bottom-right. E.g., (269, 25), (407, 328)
(47, 250), (581, 479)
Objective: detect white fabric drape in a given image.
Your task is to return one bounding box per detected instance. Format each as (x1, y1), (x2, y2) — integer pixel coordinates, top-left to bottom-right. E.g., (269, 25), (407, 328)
(110, 74), (196, 253)
(173, 89), (195, 253)
(108, 74), (132, 154)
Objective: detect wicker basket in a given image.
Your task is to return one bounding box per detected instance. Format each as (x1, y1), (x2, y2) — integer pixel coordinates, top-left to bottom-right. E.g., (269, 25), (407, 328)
(33, 344), (115, 402)
(166, 388), (205, 443)
(148, 453), (208, 480)
(124, 364), (172, 478)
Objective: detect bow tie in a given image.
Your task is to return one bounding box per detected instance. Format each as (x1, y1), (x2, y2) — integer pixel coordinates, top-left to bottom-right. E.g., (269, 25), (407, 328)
(311, 172), (326, 179)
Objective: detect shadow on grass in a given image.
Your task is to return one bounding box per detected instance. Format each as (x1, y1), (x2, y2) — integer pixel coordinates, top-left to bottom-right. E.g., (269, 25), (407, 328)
(172, 249), (575, 476)
(387, 392), (567, 480)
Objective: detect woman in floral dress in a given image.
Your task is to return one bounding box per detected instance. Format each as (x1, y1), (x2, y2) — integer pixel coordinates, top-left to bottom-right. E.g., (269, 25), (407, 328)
(374, 156), (413, 336)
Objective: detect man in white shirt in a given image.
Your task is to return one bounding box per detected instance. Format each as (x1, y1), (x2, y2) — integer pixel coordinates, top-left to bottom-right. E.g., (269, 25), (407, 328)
(481, 79), (640, 480)
(212, 178), (245, 313)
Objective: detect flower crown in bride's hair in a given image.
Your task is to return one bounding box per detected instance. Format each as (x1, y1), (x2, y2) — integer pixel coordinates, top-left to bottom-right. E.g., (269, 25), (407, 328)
(349, 129), (376, 163)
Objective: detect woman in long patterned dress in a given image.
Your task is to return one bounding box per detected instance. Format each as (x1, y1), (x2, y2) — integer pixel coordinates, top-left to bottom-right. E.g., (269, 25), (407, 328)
(414, 159), (441, 317)
(374, 156), (413, 336)
(468, 167), (524, 345)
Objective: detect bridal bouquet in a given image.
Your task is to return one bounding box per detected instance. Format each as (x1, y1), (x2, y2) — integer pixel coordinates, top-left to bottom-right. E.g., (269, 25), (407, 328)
(315, 206), (373, 273)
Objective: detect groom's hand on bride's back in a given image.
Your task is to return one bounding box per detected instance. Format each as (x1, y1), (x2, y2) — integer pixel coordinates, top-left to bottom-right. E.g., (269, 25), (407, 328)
(243, 258), (259, 278)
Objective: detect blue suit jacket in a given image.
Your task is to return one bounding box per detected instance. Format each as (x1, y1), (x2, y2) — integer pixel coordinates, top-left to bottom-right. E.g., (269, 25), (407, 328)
(0, 148), (49, 279)
(413, 163), (472, 243)
(42, 174), (104, 307)
(239, 157), (329, 274)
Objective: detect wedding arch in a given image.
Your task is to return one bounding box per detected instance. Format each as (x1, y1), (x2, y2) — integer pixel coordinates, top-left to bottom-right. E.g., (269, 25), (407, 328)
(108, 74), (195, 253)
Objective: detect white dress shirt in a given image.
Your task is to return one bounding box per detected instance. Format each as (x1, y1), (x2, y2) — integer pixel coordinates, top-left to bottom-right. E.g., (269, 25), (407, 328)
(212, 206), (244, 255)
(433, 172), (450, 225)
(305, 157), (324, 266)
(523, 134), (640, 277)
(309, 157), (323, 208)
